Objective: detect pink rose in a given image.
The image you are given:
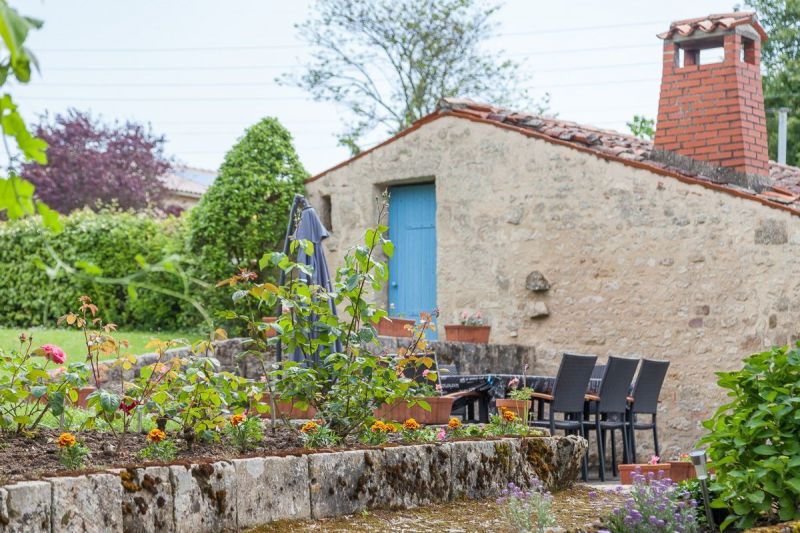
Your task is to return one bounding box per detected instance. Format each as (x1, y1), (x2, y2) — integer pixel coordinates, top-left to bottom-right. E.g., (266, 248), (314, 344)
(39, 344), (66, 365)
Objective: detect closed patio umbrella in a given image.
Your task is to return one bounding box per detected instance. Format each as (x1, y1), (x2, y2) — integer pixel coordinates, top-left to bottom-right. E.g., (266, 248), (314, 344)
(276, 194), (341, 362)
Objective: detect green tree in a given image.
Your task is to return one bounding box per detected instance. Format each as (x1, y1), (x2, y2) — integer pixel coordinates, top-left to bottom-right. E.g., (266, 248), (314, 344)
(627, 115), (655, 140)
(187, 118), (307, 318)
(747, 0), (800, 165)
(284, 0), (547, 153)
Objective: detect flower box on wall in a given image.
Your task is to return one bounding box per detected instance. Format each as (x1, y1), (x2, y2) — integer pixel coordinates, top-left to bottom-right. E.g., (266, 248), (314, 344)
(376, 317), (415, 337)
(444, 325), (491, 343)
(373, 396), (454, 425)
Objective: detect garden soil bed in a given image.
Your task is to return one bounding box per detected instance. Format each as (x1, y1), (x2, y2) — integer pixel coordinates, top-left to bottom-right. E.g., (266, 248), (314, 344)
(0, 426), (306, 484)
(250, 485), (625, 532)
(0, 426), (530, 485)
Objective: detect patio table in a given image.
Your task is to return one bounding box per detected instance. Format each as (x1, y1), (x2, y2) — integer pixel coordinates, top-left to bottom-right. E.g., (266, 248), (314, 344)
(440, 374), (602, 421)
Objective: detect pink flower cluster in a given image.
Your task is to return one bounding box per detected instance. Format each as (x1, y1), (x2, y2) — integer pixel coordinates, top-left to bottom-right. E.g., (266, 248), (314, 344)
(39, 344), (66, 365)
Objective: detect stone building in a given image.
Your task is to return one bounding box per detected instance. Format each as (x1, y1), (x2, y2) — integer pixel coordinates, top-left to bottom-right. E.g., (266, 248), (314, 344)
(159, 166), (215, 210)
(304, 13), (800, 453)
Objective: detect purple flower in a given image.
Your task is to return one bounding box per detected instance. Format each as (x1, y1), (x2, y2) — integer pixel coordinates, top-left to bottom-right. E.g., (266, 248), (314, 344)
(588, 491), (598, 501)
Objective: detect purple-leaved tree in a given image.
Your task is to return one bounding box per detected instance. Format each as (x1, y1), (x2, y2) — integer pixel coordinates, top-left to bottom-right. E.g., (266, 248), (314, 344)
(21, 109), (172, 213)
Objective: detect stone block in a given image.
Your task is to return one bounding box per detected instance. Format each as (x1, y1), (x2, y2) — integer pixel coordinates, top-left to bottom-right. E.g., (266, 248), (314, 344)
(50, 473), (123, 533)
(526, 301), (550, 319)
(754, 218), (788, 244)
(308, 449), (384, 519)
(448, 439), (519, 500)
(0, 481), (50, 533)
(381, 444), (451, 508)
(170, 462), (237, 533)
(525, 271), (551, 292)
(519, 435), (587, 492)
(233, 455), (310, 528)
(119, 467), (174, 533)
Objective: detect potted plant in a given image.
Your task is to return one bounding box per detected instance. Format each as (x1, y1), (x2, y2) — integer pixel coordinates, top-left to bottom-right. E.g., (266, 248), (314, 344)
(667, 453), (697, 482)
(496, 371), (532, 420)
(445, 311), (491, 343)
(261, 316), (278, 338)
(376, 316), (415, 337)
(619, 456), (672, 484)
(373, 311), (454, 424)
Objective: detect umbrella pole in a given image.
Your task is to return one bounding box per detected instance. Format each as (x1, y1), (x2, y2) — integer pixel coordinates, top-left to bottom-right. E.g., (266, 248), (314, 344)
(275, 194), (306, 362)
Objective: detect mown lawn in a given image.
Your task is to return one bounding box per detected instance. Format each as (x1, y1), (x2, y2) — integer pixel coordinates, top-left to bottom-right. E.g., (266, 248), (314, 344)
(0, 327), (201, 361)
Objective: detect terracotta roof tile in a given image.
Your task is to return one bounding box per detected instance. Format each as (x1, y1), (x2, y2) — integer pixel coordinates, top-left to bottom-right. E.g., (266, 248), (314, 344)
(656, 12), (768, 41)
(437, 98), (800, 213)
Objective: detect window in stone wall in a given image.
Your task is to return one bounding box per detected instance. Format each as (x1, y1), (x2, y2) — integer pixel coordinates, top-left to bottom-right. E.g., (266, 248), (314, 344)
(320, 194), (333, 232)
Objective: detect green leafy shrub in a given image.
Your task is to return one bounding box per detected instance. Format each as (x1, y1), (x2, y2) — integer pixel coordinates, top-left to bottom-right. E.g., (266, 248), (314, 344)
(702, 344), (800, 530)
(0, 336), (88, 432)
(186, 117), (306, 319)
(224, 196), (421, 439)
(0, 209), (189, 330)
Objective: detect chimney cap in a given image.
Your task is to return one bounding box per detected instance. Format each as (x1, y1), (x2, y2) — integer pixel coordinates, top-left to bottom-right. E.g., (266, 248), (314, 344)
(657, 12), (768, 42)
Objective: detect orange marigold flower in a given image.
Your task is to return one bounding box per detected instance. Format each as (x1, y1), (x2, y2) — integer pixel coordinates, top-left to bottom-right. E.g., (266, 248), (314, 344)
(231, 414), (246, 427)
(147, 428), (167, 443)
(448, 417), (462, 430)
(57, 432), (76, 448)
(370, 421), (386, 433)
(501, 408), (516, 422)
(301, 421), (319, 434)
(402, 418), (420, 431)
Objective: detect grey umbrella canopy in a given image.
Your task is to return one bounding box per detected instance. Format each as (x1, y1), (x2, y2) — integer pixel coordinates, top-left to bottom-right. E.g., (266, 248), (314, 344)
(276, 194), (341, 363)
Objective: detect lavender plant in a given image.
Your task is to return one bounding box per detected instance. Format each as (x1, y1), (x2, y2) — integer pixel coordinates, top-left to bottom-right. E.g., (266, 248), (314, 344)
(603, 468), (699, 533)
(497, 480), (556, 533)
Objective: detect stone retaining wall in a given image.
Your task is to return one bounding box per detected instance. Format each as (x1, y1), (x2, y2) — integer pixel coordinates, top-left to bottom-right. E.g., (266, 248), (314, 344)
(0, 436), (586, 532)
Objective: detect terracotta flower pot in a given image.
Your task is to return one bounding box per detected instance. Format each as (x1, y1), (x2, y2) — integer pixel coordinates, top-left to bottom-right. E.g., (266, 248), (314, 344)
(71, 386), (97, 409)
(376, 317), (415, 337)
(257, 394), (317, 419)
(444, 325), (491, 343)
(373, 396), (455, 425)
(32, 386), (96, 409)
(619, 463), (672, 485)
(261, 316), (278, 338)
(667, 461), (696, 482)
(495, 399), (531, 419)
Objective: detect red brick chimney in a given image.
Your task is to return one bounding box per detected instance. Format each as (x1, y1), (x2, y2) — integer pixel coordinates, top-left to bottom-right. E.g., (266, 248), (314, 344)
(655, 13), (770, 177)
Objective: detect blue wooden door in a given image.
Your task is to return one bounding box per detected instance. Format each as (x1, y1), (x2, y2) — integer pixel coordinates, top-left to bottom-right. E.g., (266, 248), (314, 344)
(388, 183), (437, 338)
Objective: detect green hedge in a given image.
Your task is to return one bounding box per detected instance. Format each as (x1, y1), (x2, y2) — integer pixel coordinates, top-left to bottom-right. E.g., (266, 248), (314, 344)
(0, 210), (190, 330)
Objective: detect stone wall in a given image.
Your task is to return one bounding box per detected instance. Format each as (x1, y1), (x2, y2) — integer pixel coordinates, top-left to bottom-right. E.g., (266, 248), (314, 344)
(0, 436), (586, 532)
(305, 115), (800, 455)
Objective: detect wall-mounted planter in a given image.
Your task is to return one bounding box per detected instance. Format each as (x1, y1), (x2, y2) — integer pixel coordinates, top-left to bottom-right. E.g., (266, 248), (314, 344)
(376, 317), (415, 337)
(444, 325), (491, 343)
(373, 396), (455, 425)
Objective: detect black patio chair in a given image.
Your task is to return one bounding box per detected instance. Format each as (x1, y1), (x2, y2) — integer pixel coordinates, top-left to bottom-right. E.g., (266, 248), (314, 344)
(627, 359), (670, 463)
(581, 356), (639, 481)
(591, 364), (607, 379)
(530, 353), (597, 481)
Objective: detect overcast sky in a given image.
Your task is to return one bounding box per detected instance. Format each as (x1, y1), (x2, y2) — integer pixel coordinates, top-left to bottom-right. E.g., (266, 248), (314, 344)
(12, 0), (737, 177)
